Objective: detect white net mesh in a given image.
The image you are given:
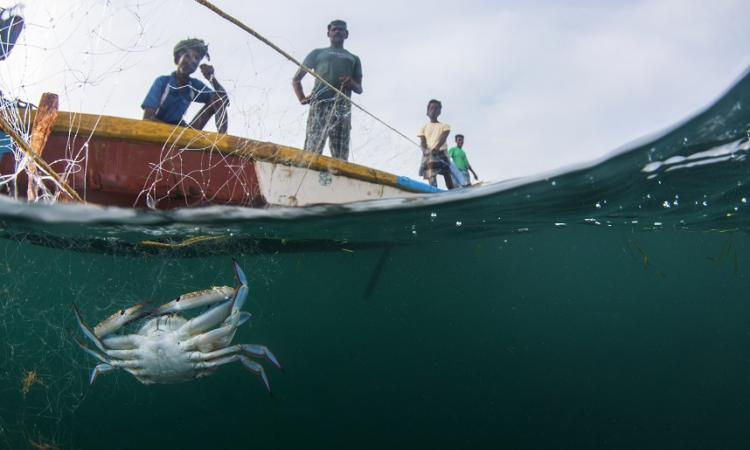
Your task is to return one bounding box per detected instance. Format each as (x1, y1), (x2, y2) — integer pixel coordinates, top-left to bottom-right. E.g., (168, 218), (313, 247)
(0, 1), (417, 446)
(0, 0), (426, 210)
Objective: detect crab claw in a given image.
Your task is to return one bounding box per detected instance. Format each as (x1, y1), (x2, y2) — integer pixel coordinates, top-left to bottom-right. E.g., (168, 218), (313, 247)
(233, 259), (248, 287)
(149, 287), (234, 317)
(93, 301), (150, 338)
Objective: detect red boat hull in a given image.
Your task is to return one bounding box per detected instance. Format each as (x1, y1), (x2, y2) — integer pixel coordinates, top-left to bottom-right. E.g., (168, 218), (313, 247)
(1, 128), (266, 209)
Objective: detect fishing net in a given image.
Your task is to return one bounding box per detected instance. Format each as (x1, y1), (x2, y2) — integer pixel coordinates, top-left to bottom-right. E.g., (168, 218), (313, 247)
(0, 0), (427, 212)
(0, 245), (284, 449)
(0, 1), (421, 447)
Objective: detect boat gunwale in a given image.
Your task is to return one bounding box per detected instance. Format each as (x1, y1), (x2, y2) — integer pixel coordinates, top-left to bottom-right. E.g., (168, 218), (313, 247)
(23, 110), (433, 194)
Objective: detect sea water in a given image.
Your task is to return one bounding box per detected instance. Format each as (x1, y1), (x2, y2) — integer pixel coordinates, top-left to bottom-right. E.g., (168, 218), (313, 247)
(1, 69), (750, 449)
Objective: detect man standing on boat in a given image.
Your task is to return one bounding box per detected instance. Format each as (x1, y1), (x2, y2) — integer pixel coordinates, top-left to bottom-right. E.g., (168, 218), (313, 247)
(142, 38), (229, 133)
(292, 20), (363, 161)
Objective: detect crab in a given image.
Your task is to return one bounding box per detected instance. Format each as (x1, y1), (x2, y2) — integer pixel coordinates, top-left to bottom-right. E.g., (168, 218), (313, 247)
(72, 261), (282, 393)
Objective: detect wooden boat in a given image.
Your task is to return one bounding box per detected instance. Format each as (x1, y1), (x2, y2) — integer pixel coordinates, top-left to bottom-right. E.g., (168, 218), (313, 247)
(0, 111), (439, 208)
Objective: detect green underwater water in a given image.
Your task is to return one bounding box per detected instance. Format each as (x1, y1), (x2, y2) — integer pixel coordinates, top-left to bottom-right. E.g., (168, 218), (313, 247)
(2, 66), (750, 450)
(1, 225), (749, 449)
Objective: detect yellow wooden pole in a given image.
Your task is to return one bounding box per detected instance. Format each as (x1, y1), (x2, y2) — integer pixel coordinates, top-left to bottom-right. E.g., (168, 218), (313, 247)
(0, 102), (85, 203)
(27, 93), (60, 201)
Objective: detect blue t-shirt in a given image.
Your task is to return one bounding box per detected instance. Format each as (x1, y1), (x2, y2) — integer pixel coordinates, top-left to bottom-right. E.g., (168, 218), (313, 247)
(141, 73), (214, 125)
(0, 97), (12, 155)
(0, 132), (11, 155)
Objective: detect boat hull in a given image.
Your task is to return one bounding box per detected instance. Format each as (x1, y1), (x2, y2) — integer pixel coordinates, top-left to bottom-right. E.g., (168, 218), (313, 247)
(0, 112), (436, 208)
(2, 131), (265, 208)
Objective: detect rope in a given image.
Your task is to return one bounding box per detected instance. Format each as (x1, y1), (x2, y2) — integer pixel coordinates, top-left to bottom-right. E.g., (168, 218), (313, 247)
(193, 0), (421, 148)
(140, 235), (228, 249)
(0, 114), (85, 203)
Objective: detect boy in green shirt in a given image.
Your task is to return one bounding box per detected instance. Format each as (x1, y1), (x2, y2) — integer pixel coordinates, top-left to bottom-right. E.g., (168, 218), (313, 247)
(448, 134), (478, 187)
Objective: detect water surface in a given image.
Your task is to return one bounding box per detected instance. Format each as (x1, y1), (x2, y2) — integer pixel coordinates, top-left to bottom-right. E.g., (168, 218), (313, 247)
(2, 69), (750, 449)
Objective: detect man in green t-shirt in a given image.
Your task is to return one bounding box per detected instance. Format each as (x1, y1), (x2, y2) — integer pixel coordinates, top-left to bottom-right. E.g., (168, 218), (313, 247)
(292, 20), (363, 161)
(448, 134), (478, 187)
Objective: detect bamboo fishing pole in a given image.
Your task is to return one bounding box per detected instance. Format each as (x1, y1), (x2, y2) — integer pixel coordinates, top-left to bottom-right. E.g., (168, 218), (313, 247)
(193, 1), (411, 293)
(193, 0), (421, 148)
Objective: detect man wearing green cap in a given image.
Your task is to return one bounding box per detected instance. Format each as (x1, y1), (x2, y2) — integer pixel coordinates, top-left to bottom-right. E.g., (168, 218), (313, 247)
(142, 38), (229, 133)
(292, 20), (363, 161)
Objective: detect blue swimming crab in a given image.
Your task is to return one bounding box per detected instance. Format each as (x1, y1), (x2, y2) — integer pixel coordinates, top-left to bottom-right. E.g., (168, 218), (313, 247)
(72, 261), (282, 393)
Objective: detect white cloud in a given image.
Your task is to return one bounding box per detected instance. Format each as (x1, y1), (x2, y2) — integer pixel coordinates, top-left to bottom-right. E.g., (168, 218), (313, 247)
(2, 0), (750, 182)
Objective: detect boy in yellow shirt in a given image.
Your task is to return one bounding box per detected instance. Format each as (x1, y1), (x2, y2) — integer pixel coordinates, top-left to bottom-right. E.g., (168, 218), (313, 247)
(417, 99), (455, 189)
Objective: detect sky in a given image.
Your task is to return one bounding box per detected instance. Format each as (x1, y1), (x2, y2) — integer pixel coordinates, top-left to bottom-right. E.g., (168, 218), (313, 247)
(2, 0), (750, 183)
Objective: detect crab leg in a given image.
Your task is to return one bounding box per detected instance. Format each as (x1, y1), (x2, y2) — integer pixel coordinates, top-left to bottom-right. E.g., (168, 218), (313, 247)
(187, 261), (252, 334)
(195, 354), (272, 394)
(236, 311), (252, 327)
(183, 323), (237, 352)
(89, 363), (115, 385)
(72, 334), (109, 364)
(102, 334), (144, 350)
(180, 303), (250, 338)
(94, 302), (150, 338)
(150, 286), (234, 317)
(178, 265), (251, 337)
(191, 344), (282, 371)
(171, 262), (249, 336)
(102, 359), (141, 369)
(231, 260), (249, 314)
(72, 335), (142, 367)
(104, 349), (141, 360)
(178, 299), (234, 337)
(72, 304), (107, 353)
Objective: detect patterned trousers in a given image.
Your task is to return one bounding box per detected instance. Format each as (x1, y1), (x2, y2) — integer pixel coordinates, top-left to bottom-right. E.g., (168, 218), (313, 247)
(304, 98), (352, 161)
